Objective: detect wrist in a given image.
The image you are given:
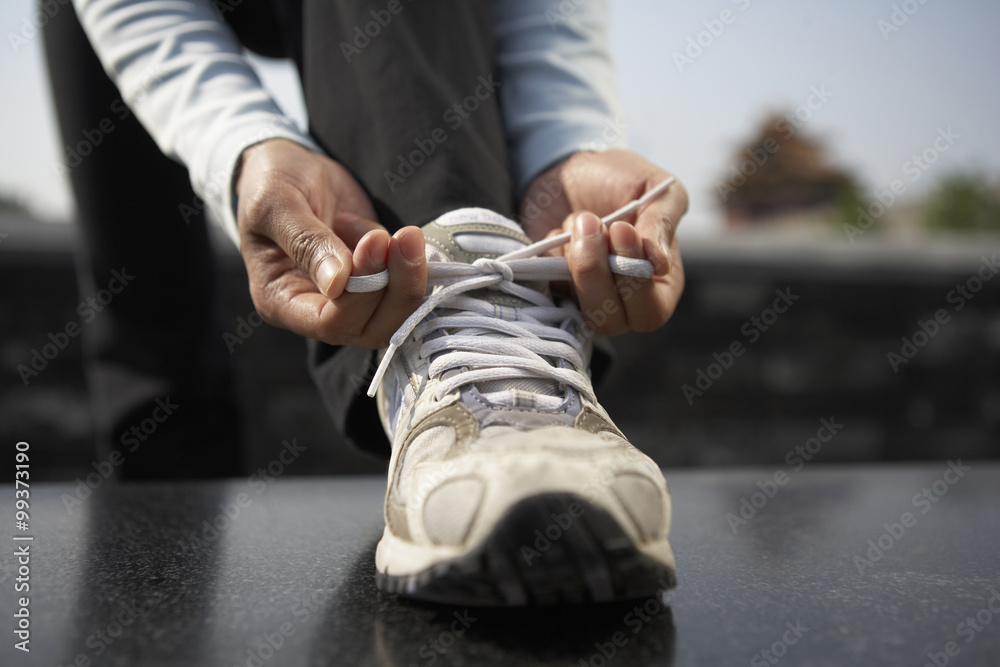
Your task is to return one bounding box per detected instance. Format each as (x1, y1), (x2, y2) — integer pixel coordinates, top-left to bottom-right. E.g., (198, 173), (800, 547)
(235, 139), (293, 190)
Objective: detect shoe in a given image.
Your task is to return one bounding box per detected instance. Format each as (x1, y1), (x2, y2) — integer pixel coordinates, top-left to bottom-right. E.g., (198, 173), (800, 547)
(361, 203), (676, 606)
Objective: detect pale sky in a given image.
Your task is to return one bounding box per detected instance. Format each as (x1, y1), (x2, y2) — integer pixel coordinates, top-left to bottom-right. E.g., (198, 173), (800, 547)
(1, 0), (998, 235)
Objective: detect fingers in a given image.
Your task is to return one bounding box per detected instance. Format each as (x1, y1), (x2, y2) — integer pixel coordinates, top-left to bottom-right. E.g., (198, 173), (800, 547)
(610, 177), (687, 332)
(312, 227), (390, 344)
(351, 227), (391, 275)
(242, 182), (355, 299)
(633, 178), (689, 277)
(608, 220), (662, 333)
(354, 226), (427, 346)
(236, 139), (428, 348)
(565, 211), (685, 335)
(238, 179), (353, 345)
(238, 177), (389, 344)
(519, 148), (688, 335)
(244, 221), (427, 349)
(567, 212), (629, 336)
(301, 224), (427, 348)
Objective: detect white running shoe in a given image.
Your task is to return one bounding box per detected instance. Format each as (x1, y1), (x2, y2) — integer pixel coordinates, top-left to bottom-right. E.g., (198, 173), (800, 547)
(358, 205), (676, 606)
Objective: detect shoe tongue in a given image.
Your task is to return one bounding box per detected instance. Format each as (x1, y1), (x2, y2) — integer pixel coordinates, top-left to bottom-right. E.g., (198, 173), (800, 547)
(423, 208), (545, 309)
(424, 207), (531, 264)
(423, 208), (562, 401)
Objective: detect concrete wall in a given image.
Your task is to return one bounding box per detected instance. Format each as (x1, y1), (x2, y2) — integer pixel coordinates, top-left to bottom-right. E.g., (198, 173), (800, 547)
(1, 215), (996, 480)
(603, 236), (999, 467)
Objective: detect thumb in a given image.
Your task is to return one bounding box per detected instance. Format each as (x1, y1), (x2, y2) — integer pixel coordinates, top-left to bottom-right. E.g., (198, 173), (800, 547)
(255, 187), (356, 298)
(634, 184), (687, 276)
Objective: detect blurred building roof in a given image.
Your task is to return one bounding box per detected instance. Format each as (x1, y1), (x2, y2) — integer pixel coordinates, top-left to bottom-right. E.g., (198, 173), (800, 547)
(721, 114), (852, 227)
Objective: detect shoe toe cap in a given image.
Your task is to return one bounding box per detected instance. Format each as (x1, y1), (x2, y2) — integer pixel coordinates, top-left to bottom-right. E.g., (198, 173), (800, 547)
(611, 473), (670, 541)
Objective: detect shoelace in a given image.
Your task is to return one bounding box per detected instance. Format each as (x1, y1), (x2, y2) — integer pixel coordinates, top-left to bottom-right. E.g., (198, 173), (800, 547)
(343, 178), (675, 398)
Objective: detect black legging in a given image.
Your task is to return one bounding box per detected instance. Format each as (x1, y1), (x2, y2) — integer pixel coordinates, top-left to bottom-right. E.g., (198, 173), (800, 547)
(42, 0), (512, 473)
(299, 1), (513, 455)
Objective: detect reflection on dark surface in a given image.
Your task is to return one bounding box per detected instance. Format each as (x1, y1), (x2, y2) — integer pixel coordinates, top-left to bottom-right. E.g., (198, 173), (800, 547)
(286, 539), (675, 667)
(10, 468), (1000, 666)
(374, 600), (676, 667)
(59, 484), (227, 665)
(308, 541), (676, 667)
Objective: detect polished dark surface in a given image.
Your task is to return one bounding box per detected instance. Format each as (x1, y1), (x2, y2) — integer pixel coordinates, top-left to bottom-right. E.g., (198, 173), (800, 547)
(3, 463), (998, 666)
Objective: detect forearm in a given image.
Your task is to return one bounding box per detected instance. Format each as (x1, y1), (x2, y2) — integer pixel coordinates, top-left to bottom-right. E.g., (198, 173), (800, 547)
(72, 0), (320, 245)
(493, 0), (628, 197)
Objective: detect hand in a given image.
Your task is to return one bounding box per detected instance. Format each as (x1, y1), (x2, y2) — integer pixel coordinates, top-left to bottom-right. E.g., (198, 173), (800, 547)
(520, 149), (688, 335)
(235, 139), (427, 348)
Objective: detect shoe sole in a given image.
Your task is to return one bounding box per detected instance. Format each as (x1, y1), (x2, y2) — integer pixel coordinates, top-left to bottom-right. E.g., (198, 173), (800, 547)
(376, 492), (676, 606)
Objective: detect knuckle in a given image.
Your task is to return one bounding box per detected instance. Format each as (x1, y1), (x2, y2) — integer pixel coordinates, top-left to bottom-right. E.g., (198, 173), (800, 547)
(397, 279), (427, 301)
(387, 262), (427, 300)
(646, 172), (689, 217)
(657, 212), (677, 235)
(671, 180), (691, 215)
(284, 226), (329, 273)
(571, 255), (608, 281)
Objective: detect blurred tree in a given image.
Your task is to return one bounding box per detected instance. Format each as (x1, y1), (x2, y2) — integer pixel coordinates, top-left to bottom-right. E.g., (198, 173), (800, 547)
(830, 177), (871, 231)
(923, 173), (1000, 232)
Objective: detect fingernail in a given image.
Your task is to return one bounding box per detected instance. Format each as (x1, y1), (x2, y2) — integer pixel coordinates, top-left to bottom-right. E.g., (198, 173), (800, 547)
(573, 213), (602, 239)
(609, 222), (638, 254)
(397, 228), (425, 263)
(315, 256), (342, 298)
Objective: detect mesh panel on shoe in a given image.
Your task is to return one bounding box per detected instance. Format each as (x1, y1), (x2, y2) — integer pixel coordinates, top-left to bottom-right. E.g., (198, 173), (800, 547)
(453, 233), (526, 254)
(478, 377), (560, 396)
(423, 477), (484, 545)
(396, 425), (457, 504)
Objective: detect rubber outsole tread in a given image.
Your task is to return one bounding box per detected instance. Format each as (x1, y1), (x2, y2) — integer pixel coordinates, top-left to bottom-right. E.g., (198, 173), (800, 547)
(376, 493), (676, 606)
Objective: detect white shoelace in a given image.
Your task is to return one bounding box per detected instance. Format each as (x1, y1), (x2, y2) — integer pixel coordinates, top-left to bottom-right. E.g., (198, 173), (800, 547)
(343, 178), (675, 398)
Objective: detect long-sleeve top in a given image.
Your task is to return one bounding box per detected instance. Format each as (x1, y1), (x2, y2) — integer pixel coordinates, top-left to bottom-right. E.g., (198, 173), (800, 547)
(73, 0), (628, 245)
